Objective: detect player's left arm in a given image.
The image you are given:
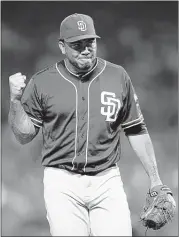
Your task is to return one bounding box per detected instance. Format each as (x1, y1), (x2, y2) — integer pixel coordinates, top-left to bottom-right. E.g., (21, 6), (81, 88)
(126, 125), (176, 230)
(127, 129), (162, 188)
(120, 69), (176, 229)
(120, 69), (162, 188)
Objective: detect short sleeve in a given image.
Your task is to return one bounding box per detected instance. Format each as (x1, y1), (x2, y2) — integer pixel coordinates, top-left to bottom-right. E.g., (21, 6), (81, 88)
(120, 71), (144, 131)
(21, 78), (44, 128)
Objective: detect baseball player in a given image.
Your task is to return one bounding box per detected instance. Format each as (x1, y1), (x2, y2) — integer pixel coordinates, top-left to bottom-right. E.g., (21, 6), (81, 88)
(8, 13), (176, 236)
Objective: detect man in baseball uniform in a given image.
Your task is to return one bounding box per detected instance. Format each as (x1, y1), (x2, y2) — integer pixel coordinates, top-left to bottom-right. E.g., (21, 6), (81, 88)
(8, 13), (165, 236)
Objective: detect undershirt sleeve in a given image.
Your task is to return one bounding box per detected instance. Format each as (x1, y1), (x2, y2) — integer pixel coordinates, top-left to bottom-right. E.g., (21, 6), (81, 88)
(124, 121), (148, 136)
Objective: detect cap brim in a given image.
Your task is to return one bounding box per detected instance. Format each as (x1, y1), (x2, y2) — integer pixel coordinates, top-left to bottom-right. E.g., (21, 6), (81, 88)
(64, 34), (100, 43)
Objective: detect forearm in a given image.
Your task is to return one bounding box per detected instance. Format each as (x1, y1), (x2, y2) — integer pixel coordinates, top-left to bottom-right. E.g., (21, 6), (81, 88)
(127, 133), (162, 188)
(8, 99), (37, 144)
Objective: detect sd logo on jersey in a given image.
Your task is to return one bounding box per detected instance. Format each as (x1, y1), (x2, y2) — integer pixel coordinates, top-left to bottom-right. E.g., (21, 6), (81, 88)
(101, 91), (121, 122)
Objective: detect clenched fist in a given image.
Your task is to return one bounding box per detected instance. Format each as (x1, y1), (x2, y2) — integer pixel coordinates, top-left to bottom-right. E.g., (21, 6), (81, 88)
(9, 72), (26, 101)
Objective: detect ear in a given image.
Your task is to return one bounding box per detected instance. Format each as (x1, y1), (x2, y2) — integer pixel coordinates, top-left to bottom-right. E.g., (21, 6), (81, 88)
(58, 41), (66, 55)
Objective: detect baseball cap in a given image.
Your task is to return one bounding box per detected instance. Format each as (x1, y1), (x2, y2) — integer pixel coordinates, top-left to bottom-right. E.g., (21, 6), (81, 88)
(59, 13), (100, 42)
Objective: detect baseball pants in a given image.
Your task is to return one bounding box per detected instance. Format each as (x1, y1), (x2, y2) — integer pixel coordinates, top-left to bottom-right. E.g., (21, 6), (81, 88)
(43, 165), (132, 236)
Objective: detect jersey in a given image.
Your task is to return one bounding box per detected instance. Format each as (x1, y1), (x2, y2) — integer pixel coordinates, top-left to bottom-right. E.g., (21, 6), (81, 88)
(21, 57), (144, 175)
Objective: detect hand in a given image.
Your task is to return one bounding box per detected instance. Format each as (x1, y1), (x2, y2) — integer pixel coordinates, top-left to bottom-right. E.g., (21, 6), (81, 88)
(140, 185), (176, 230)
(9, 72), (27, 101)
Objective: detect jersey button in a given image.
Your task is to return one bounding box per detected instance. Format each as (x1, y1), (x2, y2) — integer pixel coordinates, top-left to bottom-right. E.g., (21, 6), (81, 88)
(77, 151), (84, 156)
(82, 97), (85, 100)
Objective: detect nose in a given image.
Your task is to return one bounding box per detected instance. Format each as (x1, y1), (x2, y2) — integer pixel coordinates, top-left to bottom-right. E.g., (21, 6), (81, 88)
(81, 46), (90, 55)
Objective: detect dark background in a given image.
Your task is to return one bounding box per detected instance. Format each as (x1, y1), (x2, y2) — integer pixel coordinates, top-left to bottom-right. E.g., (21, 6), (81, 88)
(1, 1), (178, 236)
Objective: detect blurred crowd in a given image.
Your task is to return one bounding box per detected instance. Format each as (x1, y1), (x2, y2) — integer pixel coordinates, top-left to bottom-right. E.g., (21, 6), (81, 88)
(1, 1), (178, 236)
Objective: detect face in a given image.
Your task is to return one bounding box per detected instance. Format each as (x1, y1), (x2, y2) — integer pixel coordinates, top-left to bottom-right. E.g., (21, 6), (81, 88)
(59, 38), (97, 71)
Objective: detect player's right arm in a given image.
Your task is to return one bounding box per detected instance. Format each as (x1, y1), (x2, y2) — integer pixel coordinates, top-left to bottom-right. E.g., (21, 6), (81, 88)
(8, 73), (39, 144)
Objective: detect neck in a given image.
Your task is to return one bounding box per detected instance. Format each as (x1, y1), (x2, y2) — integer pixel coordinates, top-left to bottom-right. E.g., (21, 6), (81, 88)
(65, 58), (97, 76)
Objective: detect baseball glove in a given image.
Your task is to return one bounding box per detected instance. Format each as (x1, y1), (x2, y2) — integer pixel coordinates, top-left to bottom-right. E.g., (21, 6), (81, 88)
(140, 184), (176, 230)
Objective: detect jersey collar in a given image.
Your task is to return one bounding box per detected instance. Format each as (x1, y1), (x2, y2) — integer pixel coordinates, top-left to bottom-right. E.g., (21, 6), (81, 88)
(56, 57), (106, 83)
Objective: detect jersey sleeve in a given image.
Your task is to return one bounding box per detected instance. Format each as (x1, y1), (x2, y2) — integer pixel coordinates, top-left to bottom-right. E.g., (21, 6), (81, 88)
(21, 78), (44, 128)
(120, 71), (144, 131)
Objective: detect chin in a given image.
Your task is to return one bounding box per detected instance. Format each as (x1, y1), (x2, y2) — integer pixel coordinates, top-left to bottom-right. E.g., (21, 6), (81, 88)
(79, 63), (92, 70)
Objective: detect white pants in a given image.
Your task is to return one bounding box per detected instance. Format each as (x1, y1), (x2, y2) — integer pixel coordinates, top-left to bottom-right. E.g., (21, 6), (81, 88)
(43, 165), (132, 236)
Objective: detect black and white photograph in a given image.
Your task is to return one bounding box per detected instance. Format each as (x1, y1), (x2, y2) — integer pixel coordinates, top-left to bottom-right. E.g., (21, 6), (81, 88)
(1, 1), (178, 236)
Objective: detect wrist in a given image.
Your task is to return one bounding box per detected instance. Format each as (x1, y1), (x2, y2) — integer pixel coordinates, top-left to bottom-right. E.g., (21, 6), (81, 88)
(150, 178), (163, 189)
(10, 96), (21, 103)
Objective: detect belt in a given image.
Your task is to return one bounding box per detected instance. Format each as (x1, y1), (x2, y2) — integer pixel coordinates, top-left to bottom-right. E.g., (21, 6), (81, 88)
(46, 163), (116, 176)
